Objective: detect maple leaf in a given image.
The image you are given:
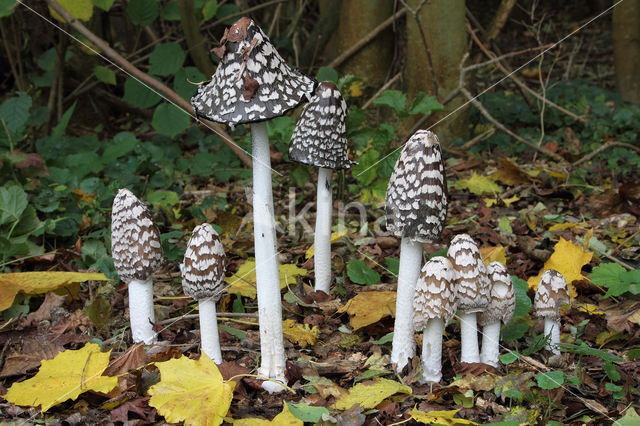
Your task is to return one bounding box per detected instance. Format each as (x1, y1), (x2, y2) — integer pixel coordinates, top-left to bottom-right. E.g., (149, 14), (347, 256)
(282, 319), (320, 348)
(526, 237), (593, 297)
(333, 377), (411, 410)
(453, 172), (502, 195)
(5, 343), (117, 412)
(409, 407), (478, 425)
(337, 291), (396, 330)
(234, 403), (302, 425)
(224, 260), (308, 298)
(305, 229), (348, 259)
(479, 246), (507, 266)
(148, 353), (235, 426)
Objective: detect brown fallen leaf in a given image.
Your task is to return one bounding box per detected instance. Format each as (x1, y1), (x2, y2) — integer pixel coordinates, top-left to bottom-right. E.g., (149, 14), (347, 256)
(21, 292), (67, 327)
(0, 336), (64, 378)
(110, 397), (156, 423)
(104, 344), (147, 377)
(51, 309), (93, 334)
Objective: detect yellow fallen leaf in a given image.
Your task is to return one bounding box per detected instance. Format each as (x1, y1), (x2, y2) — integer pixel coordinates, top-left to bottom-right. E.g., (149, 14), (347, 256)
(49, 0), (94, 22)
(282, 319), (319, 348)
(502, 195), (520, 207)
(234, 404), (302, 425)
(526, 237), (593, 298)
(479, 246), (507, 266)
(348, 81), (364, 97)
(225, 260), (308, 299)
(337, 291), (396, 330)
(410, 407), (478, 425)
(5, 343), (117, 412)
(149, 354), (235, 426)
(0, 271), (108, 311)
(305, 230), (348, 259)
(334, 377), (411, 410)
(548, 221), (588, 232)
(454, 172), (502, 195)
(482, 198), (498, 207)
(575, 303), (604, 315)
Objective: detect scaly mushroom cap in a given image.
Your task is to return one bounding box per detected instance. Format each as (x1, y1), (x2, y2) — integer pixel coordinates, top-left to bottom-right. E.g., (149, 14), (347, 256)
(414, 256), (458, 330)
(288, 82), (353, 170)
(385, 130), (448, 243)
(534, 269), (569, 320)
(182, 224), (226, 301)
(447, 234), (490, 313)
(191, 17), (316, 126)
(111, 189), (163, 283)
(479, 261), (515, 326)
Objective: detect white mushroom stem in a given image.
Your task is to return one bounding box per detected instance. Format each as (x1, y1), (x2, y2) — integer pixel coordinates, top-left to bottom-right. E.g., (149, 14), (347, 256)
(480, 321), (501, 367)
(128, 279), (156, 345)
(459, 312), (481, 363)
(314, 167), (332, 294)
(198, 298), (222, 364)
(544, 317), (561, 355)
(391, 237), (422, 371)
(420, 318), (444, 383)
(251, 121), (286, 393)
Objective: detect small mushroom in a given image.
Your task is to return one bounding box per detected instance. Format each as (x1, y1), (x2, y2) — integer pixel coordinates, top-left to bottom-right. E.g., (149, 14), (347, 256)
(414, 257), (458, 383)
(182, 224), (226, 363)
(386, 130), (448, 371)
(479, 261), (515, 367)
(111, 189), (163, 345)
(289, 82), (353, 294)
(447, 234), (490, 364)
(534, 269), (569, 354)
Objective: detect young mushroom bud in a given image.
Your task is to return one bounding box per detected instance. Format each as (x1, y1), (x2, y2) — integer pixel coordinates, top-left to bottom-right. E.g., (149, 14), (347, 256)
(111, 189), (163, 344)
(534, 269), (569, 354)
(479, 261), (515, 367)
(182, 224), (226, 363)
(414, 257), (458, 383)
(386, 130), (448, 372)
(447, 234), (490, 364)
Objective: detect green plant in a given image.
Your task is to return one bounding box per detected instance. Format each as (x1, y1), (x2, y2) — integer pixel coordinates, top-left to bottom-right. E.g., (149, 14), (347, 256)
(589, 263), (640, 297)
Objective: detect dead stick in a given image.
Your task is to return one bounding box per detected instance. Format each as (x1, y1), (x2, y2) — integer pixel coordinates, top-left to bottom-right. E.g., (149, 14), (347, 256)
(159, 312), (258, 325)
(571, 141), (640, 168)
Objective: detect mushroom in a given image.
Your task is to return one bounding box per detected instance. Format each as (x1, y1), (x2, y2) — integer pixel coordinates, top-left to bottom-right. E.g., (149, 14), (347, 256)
(182, 224), (226, 363)
(289, 82), (352, 294)
(447, 234), (490, 364)
(111, 189), (163, 345)
(386, 130), (448, 371)
(414, 256), (458, 383)
(534, 269), (569, 354)
(479, 261), (515, 367)
(191, 17), (315, 392)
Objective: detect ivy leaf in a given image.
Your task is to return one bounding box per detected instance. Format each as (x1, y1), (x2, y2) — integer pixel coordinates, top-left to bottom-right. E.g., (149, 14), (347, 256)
(152, 104), (190, 138)
(346, 259), (380, 285)
(373, 90), (406, 115)
(536, 371), (565, 389)
(408, 92), (444, 115)
(127, 0), (158, 26)
(149, 43), (185, 76)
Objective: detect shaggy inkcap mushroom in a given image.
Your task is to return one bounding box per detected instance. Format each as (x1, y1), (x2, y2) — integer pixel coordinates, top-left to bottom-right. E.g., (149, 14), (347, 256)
(479, 261), (515, 366)
(534, 269), (569, 354)
(182, 224), (226, 363)
(414, 256), (458, 383)
(111, 188), (163, 344)
(447, 234), (490, 363)
(386, 130), (448, 371)
(289, 82), (352, 294)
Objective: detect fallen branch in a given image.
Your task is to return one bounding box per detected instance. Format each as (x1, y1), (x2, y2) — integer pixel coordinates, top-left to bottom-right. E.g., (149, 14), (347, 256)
(571, 141), (640, 168)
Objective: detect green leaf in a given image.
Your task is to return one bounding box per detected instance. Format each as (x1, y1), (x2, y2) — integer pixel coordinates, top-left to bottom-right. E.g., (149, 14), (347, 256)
(93, 65), (116, 85)
(498, 216), (513, 233)
(149, 43), (185, 77)
(218, 323), (246, 340)
(52, 102), (76, 140)
(152, 104), (190, 138)
(589, 263), (639, 297)
(408, 92), (444, 115)
(174, 67), (206, 101)
(285, 401), (330, 423)
(384, 257), (399, 276)
(161, 1), (181, 20)
(56, 0), (93, 21)
(0, 0), (17, 18)
(373, 90), (406, 115)
(122, 77), (161, 109)
(0, 186), (29, 225)
(535, 371), (564, 389)
(0, 92), (32, 133)
(371, 332), (393, 345)
(501, 321), (529, 342)
(346, 259), (380, 285)
(350, 149), (380, 186)
(215, 3), (240, 24)
(91, 0), (115, 11)
(499, 351), (520, 365)
(127, 0), (159, 26)
(511, 276), (531, 319)
(614, 408), (640, 426)
(102, 132), (138, 164)
(317, 66), (339, 83)
(202, 0), (217, 21)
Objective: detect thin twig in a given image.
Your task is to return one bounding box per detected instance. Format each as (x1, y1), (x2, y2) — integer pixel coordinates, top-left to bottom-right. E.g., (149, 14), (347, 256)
(363, 72), (402, 110)
(571, 141), (640, 168)
(159, 312), (258, 325)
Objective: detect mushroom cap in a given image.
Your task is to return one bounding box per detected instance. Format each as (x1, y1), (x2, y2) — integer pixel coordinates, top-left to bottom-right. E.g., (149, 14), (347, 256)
(191, 17), (316, 126)
(447, 234), (490, 313)
(385, 130), (448, 243)
(414, 256), (458, 330)
(479, 261), (515, 326)
(182, 223), (226, 301)
(288, 82), (353, 170)
(111, 189), (163, 283)
(534, 269), (569, 320)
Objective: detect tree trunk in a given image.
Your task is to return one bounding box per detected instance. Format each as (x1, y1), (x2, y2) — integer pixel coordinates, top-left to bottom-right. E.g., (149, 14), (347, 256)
(405, 0), (467, 147)
(613, 0), (640, 104)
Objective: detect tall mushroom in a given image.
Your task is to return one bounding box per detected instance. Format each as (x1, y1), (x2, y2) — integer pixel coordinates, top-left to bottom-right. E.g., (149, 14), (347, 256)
(182, 224), (226, 363)
(386, 130), (448, 371)
(191, 17), (316, 392)
(111, 189), (163, 345)
(534, 269), (569, 354)
(447, 234), (490, 364)
(479, 261), (515, 367)
(414, 256), (458, 383)
(289, 82), (352, 294)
